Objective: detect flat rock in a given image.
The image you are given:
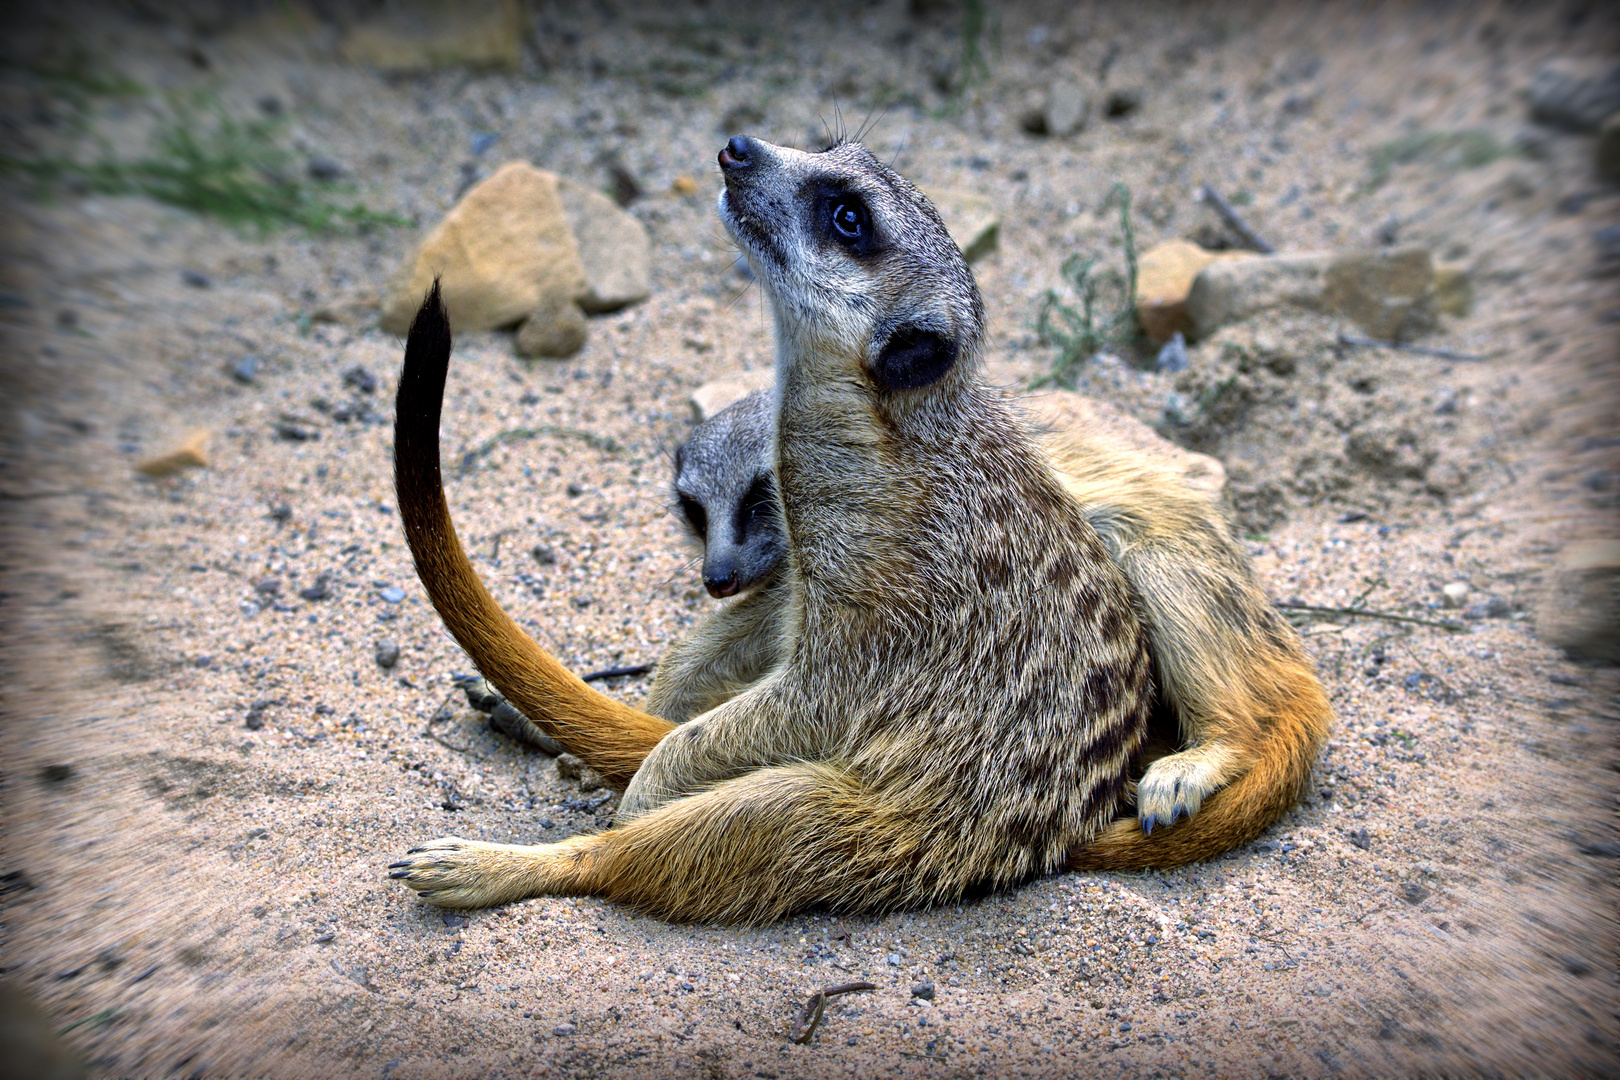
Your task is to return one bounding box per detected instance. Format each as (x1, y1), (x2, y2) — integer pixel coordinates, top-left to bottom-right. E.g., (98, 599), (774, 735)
(340, 0), (526, 73)
(1527, 58), (1620, 133)
(1536, 538), (1620, 662)
(690, 369), (774, 422)
(1186, 252), (1331, 338)
(135, 430), (209, 478)
(923, 187), (1000, 264)
(555, 177), (651, 313)
(1046, 78), (1092, 136)
(1322, 246), (1435, 341)
(1134, 239), (1254, 344)
(380, 162), (587, 338)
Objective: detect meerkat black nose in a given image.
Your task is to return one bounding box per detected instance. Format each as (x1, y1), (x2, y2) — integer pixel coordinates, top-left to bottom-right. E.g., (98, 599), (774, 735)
(718, 135), (754, 172)
(705, 571), (740, 598)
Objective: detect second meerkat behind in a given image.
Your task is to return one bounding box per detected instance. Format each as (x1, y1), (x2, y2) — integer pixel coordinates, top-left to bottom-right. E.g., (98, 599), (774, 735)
(388, 136), (1153, 921)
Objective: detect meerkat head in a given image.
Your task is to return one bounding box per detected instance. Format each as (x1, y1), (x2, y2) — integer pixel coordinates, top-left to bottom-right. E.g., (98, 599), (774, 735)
(673, 389), (783, 598)
(715, 135), (984, 396)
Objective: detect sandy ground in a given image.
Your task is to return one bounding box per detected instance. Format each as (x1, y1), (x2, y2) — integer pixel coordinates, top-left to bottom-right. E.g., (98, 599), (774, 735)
(2, 2), (1617, 1077)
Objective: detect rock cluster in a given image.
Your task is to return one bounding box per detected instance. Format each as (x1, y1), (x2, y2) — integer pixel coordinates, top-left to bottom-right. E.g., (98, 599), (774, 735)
(380, 163), (650, 358)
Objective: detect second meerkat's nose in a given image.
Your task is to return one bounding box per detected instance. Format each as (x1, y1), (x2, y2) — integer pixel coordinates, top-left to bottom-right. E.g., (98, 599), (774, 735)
(718, 135), (755, 171)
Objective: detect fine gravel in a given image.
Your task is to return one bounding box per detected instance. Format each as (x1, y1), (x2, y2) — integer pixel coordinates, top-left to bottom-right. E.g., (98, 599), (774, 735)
(2, 3), (1616, 1078)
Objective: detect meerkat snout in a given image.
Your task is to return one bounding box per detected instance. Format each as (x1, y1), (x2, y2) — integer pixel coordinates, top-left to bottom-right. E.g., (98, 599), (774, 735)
(673, 389), (782, 599)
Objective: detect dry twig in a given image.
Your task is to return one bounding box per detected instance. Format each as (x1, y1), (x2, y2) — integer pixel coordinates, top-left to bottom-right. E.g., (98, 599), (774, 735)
(1197, 184), (1274, 253)
(1336, 333), (1483, 362)
(789, 981), (876, 1044)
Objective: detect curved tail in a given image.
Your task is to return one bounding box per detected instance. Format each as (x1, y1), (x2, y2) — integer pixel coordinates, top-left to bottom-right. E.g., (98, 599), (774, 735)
(1066, 661), (1330, 870)
(393, 284), (674, 787)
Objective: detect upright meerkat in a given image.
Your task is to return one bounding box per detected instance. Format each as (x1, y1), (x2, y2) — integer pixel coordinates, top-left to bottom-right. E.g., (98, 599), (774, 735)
(388, 136), (1153, 922)
(648, 388), (1333, 864)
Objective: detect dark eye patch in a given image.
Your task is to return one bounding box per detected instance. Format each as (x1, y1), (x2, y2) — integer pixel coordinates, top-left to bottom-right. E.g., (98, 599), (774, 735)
(678, 493), (707, 539)
(808, 179), (879, 258)
(734, 473), (777, 541)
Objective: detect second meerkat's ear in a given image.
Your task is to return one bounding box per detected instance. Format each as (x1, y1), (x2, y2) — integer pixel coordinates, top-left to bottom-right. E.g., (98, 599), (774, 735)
(870, 323), (958, 390)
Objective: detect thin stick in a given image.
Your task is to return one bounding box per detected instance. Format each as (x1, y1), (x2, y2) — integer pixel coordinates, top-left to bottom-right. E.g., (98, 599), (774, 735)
(1275, 602), (1465, 633)
(1336, 333), (1484, 362)
(1197, 184), (1274, 254)
(580, 663), (654, 682)
(789, 981), (877, 1044)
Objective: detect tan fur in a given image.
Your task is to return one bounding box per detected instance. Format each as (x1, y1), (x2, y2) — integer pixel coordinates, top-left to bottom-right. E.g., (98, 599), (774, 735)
(389, 138), (1153, 922)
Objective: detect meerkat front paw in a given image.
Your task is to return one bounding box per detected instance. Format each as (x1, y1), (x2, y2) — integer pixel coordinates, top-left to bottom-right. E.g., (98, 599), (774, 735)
(1136, 752), (1229, 834)
(387, 837), (554, 909)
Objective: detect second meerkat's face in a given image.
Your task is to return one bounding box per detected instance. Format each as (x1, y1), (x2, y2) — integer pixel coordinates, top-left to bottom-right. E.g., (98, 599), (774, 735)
(715, 135), (984, 393)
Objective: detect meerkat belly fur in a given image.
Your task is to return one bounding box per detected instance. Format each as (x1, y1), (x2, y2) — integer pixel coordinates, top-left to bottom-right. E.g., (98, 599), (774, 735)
(388, 136), (1153, 922)
(655, 388), (1334, 867)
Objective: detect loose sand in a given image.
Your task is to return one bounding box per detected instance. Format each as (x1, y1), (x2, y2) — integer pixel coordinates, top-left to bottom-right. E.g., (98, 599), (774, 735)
(2, 3), (1616, 1077)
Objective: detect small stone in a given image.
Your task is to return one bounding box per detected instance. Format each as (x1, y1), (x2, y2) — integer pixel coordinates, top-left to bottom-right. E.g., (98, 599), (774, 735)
(268, 503), (293, 522)
(307, 156), (343, 182)
(887, 953), (901, 966)
(1044, 78), (1092, 137)
(275, 421), (317, 442)
(1155, 332), (1189, 373)
(1103, 88), (1142, 118)
(1441, 582), (1470, 608)
(514, 291), (588, 359)
(231, 356), (259, 384)
(40, 764), (73, 783)
(670, 174), (700, 196)
(531, 544), (557, 565)
(566, 483), (584, 498)
(1402, 881), (1431, 905)
(244, 709), (266, 731)
(375, 640), (401, 668)
(553, 1023), (576, 1037)
(379, 586), (407, 604)
(342, 366), (379, 395)
(255, 578), (283, 596)
(1432, 264), (1473, 318)
(182, 269), (211, 288)
(555, 753), (585, 781)
(1465, 596), (1511, 620)
(299, 577), (331, 602)
(911, 981), (935, 1001)
(134, 430), (210, 477)
(441, 912), (469, 928)
(690, 369), (775, 422)
(1348, 828), (1372, 850)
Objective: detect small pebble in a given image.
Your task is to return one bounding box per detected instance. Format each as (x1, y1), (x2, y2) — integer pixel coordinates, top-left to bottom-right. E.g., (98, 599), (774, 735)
(555, 753), (584, 781)
(307, 156), (343, 182)
(181, 270), (211, 289)
(1440, 582), (1470, 608)
(231, 356), (260, 384)
(299, 578), (331, 602)
(553, 1023), (576, 1037)
(275, 421), (317, 442)
(255, 578), (282, 596)
(379, 586), (406, 604)
(40, 764), (73, 783)
(267, 503), (293, 523)
(1402, 881), (1431, 905)
(1154, 331), (1189, 373)
(532, 544), (557, 565)
(342, 366), (378, 395)
(375, 640), (401, 669)
(911, 981), (935, 1001)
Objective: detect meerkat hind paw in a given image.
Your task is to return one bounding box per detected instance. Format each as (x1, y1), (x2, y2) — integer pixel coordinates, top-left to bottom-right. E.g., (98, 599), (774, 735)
(386, 837), (533, 909)
(1136, 754), (1225, 833)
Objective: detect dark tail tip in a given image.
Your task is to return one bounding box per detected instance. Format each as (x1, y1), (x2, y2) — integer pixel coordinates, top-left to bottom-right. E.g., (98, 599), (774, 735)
(397, 278), (451, 420)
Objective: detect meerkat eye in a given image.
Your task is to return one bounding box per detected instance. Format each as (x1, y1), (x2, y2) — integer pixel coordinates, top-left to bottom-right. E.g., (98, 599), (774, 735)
(678, 494), (707, 539)
(827, 197), (870, 246)
(737, 474), (776, 536)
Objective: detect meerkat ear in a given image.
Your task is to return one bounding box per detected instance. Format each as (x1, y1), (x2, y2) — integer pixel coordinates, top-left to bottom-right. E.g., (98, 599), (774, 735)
(871, 323), (958, 390)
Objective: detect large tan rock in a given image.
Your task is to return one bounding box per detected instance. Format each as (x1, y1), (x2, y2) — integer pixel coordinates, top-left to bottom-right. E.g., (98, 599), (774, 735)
(1186, 252), (1331, 338)
(690, 369), (774, 421)
(1322, 246), (1435, 340)
(1134, 240), (1254, 344)
(341, 0), (526, 72)
(380, 162), (587, 338)
(555, 178), (651, 313)
(1023, 391), (1227, 500)
(923, 187), (1000, 264)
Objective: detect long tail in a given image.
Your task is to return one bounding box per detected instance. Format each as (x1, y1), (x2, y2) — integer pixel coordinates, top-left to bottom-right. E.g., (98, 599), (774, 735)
(1067, 655), (1331, 871)
(393, 284), (674, 787)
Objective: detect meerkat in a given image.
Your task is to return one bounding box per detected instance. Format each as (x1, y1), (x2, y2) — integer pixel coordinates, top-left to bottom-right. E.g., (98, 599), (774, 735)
(387, 135), (1154, 922)
(645, 387), (1333, 865)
